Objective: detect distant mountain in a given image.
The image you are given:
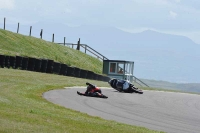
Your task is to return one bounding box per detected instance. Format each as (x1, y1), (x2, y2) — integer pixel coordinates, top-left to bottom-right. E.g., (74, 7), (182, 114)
(2, 22), (200, 83)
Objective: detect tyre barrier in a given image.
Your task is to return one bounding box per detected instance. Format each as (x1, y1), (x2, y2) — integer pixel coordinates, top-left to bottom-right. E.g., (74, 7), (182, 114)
(93, 73), (98, 80)
(5, 55), (10, 68)
(97, 75), (103, 81)
(74, 67), (81, 77)
(80, 69), (88, 79)
(27, 57), (35, 71)
(53, 62), (61, 74)
(86, 71), (94, 80)
(66, 66), (74, 76)
(46, 60), (54, 73)
(9, 56), (16, 69)
(59, 64), (68, 75)
(104, 76), (111, 82)
(0, 54), (111, 82)
(21, 57), (29, 70)
(34, 58), (42, 72)
(15, 56), (23, 69)
(40, 59), (48, 73)
(102, 76), (108, 82)
(0, 54), (5, 68)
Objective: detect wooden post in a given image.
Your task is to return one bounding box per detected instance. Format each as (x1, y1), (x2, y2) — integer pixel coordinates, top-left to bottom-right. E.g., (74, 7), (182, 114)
(52, 33), (54, 42)
(4, 17), (6, 30)
(17, 23), (19, 33)
(40, 29), (43, 39)
(64, 37), (66, 46)
(76, 38), (80, 50)
(29, 26), (32, 36)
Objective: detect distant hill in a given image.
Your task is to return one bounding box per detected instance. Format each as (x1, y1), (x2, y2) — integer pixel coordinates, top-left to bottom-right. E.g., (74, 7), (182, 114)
(141, 79), (200, 93)
(2, 22), (200, 83)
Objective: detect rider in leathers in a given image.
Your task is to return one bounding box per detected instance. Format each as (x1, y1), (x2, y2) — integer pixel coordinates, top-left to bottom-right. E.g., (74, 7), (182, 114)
(85, 82), (102, 96)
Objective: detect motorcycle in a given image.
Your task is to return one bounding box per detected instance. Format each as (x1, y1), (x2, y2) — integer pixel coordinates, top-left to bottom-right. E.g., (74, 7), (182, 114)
(77, 82), (108, 99)
(108, 78), (143, 94)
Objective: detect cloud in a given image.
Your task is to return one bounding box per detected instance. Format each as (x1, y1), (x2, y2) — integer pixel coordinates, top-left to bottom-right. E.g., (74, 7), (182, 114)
(169, 11), (178, 19)
(0, 0), (15, 9)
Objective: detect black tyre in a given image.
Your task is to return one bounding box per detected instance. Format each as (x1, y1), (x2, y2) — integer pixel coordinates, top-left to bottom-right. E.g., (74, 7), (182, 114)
(41, 59), (48, 73)
(93, 73), (98, 80)
(66, 66), (74, 76)
(86, 71), (94, 79)
(59, 64), (68, 75)
(5, 56), (10, 68)
(52, 62), (61, 74)
(9, 56), (16, 69)
(27, 57), (36, 71)
(79, 69), (87, 79)
(21, 57), (29, 70)
(74, 67), (80, 77)
(46, 60), (54, 73)
(98, 75), (103, 81)
(109, 79), (118, 88)
(34, 58), (42, 72)
(15, 56), (23, 69)
(0, 54), (5, 68)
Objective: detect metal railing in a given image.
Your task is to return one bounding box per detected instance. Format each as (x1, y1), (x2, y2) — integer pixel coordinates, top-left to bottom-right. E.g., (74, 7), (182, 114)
(132, 75), (149, 87)
(57, 43), (109, 61)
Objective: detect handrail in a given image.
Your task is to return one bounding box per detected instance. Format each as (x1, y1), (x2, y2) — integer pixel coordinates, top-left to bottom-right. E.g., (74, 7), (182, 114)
(132, 75), (149, 87)
(83, 44), (109, 60)
(80, 45), (103, 60)
(57, 43), (109, 60)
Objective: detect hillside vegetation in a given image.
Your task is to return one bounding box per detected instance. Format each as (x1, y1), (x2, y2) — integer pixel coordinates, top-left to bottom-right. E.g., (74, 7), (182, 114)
(0, 29), (102, 74)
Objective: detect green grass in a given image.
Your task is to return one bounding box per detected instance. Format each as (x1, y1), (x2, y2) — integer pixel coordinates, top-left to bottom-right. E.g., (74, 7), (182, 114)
(0, 29), (102, 74)
(0, 68), (163, 133)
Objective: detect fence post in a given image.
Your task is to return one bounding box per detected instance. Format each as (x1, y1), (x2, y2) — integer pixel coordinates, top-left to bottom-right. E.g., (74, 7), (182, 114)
(4, 17), (6, 30)
(76, 38), (80, 50)
(40, 29), (43, 39)
(52, 33), (54, 43)
(17, 23), (19, 33)
(64, 37), (66, 46)
(29, 26), (32, 36)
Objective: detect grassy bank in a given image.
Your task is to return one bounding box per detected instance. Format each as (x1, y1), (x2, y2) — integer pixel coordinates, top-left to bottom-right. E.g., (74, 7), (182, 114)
(0, 29), (102, 74)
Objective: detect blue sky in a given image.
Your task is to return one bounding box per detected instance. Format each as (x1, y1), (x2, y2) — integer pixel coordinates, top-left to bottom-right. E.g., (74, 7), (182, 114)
(1, 0), (200, 44)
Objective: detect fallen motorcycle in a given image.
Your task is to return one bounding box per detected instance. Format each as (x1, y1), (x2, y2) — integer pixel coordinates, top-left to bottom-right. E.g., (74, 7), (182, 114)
(108, 78), (143, 94)
(77, 91), (108, 98)
(77, 82), (108, 98)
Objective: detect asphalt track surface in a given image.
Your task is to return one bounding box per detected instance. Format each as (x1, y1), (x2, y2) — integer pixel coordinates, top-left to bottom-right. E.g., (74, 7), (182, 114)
(43, 87), (200, 133)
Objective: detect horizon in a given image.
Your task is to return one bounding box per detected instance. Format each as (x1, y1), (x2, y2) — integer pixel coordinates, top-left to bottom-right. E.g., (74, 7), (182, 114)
(1, 0), (200, 43)
(1, 20), (200, 46)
